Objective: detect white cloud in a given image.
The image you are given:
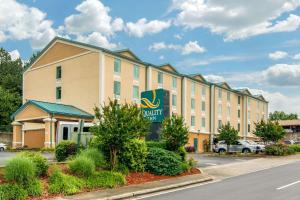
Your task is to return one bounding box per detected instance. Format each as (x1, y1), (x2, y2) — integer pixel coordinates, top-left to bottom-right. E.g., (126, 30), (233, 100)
(64, 0), (123, 36)
(171, 0), (300, 41)
(8, 49), (20, 60)
(149, 41), (205, 55)
(204, 74), (225, 83)
(268, 51), (288, 60)
(126, 18), (171, 37)
(181, 41), (206, 55)
(261, 63), (300, 86)
(159, 55), (165, 60)
(76, 32), (118, 49)
(248, 89), (300, 116)
(0, 0), (56, 49)
(293, 53), (300, 60)
(174, 34), (182, 39)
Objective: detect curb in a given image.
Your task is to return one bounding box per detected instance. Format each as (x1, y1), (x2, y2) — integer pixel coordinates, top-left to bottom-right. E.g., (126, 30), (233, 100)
(103, 176), (213, 200)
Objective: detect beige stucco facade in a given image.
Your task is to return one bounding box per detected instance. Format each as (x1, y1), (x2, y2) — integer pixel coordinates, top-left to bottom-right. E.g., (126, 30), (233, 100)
(17, 37), (268, 151)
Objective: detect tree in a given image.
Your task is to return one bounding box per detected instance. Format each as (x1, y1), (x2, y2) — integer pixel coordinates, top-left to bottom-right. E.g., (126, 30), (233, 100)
(269, 111), (298, 120)
(0, 48), (23, 131)
(161, 115), (189, 151)
(90, 99), (150, 169)
(253, 120), (285, 143)
(23, 51), (41, 70)
(218, 123), (239, 152)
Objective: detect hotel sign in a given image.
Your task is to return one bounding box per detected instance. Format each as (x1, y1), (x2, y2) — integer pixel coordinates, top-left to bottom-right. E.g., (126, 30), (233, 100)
(141, 89), (169, 122)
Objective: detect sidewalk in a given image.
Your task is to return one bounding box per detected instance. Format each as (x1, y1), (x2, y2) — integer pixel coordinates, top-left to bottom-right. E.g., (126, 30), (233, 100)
(203, 154), (300, 179)
(53, 173), (213, 200)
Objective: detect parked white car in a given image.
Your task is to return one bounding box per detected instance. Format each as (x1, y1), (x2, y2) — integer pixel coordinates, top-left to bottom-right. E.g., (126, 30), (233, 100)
(213, 140), (265, 154)
(0, 143), (7, 151)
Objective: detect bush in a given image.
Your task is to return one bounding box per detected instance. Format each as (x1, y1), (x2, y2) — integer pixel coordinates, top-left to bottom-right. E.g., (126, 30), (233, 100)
(288, 144), (300, 152)
(185, 146), (195, 153)
(48, 168), (84, 195)
(265, 144), (295, 156)
(146, 141), (166, 149)
(69, 156), (95, 177)
(120, 139), (148, 172)
(146, 147), (184, 176)
(55, 140), (78, 162)
(113, 163), (129, 175)
(85, 171), (125, 189)
(26, 179), (43, 197)
(5, 157), (36, 185)
(0, 184), (27, 200)
(176, 146), (187, 161)
(80, 148), (105, 168)
(18, 151), (48, 177)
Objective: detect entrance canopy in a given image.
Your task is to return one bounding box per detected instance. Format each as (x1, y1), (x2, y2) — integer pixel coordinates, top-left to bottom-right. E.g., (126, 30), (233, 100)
(12, 100), (94, 123)
(11, 100), (94, 148)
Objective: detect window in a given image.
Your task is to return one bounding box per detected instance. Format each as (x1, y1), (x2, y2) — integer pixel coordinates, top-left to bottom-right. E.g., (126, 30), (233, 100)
(218, 120), (222, 129)
(133, 85), (139, 99)
(218, 88), (222, 99)
(247, 98), (251, 107)
(202, 87), (206, 96)
(114, 59), (121, 74)
(133, 65), (139, 80)
(238, 123), (241, 132)
(201, 117), (205, 128)
(191, 98), (195, 111)
(248, 124), (251, 132)
(238, 109), (241, 118)
(227, 106), (231, 117)
(113, 81), (121, 96)
(172, 77), (177, 89)
(191, 116), (195, 127)
(83, 127), (90, 132)
(56, 87), (61, 100)
(201, 101), (205, 112)
(172, 94), (177, 107)
(227, 92), (230, 101)
(218, 104), (222, 115)
(191, 82), (196, 96)
(56, 66), (61, 79)
(248, 111), (251, 120)
(238, 96), (241, 104)
(63, 127), (68, 140)
(158, 72), (163, 85)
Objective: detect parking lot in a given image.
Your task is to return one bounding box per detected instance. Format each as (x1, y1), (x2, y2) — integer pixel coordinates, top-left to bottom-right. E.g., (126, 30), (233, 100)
(0, 151), (54, 166)
(190, 153), (258, 168)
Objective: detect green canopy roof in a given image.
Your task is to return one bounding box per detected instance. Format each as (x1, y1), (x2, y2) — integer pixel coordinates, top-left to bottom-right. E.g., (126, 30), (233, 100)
(12, 100), (94, 120)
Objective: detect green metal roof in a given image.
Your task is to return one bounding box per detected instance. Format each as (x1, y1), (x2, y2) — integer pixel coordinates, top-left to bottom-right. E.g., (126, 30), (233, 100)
(12, 100), (94, 120)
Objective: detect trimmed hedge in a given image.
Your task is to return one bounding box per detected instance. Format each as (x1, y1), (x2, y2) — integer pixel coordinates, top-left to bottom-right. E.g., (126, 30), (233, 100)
(145, 147), (184, 176)
(0, 184), (27, 200)
(265, 144), (295, 156)
(18, 151), (48, 177)
(69, 156), (95, 177)
(55, 141), (78, 162)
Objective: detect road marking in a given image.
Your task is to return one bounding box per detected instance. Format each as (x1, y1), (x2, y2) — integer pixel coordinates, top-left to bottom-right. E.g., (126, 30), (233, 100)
(277, 180), (300, 190)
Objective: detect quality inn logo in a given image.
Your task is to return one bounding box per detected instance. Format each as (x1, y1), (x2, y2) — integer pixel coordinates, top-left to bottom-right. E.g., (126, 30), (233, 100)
(141, 90), (160, 109)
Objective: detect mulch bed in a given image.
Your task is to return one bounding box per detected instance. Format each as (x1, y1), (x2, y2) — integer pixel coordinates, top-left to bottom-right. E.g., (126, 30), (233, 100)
(0, 166), (200, 200)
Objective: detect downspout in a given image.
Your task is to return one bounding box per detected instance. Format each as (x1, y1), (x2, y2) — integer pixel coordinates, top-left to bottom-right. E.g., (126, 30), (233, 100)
(210, 84), (215, 151)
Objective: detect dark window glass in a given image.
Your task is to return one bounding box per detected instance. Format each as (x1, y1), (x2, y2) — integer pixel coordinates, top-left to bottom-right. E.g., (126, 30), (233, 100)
(56, 66), (61, 79)
(63, 127), (68, 140)
(56, 87), (61, 100)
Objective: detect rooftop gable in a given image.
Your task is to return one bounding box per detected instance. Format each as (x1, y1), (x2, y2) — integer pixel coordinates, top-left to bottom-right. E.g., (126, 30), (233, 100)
(114, 49), (141, 61)
(216, 82), (231, 89)
(189, 74), (207, 83)
(159, 63), (179, 74)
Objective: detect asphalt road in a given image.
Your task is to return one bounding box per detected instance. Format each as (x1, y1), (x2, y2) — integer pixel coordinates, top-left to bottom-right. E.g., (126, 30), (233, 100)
(190, 154), (257, 168)
(143, 161), (300, 200)
(0, 151), (54, 166)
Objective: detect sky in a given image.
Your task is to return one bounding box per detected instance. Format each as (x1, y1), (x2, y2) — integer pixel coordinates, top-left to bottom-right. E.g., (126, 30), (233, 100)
(1, 0), (300, 115)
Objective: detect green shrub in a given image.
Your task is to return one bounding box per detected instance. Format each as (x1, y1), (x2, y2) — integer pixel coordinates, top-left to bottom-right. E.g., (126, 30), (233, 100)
(0, 184), (27, 200)
(26, 179), (43, 197)
(146, 147), (184, 176)
(80, 148), (105, 168)
(113, 163), (129, 175)
(18, 151), (49, 177)
(5, 157), (36, 185)
(120, 139), (148, 172)
(176, 146), (187, 161)
(288, 144), (300, 152)
(265, 144), (294, 156)
(69, 156), (95, 177)
(55, 140), (78, 162)
(146, 141), (166, 149)
(48, 168), (84, 195)
(85, 171), (125, 189)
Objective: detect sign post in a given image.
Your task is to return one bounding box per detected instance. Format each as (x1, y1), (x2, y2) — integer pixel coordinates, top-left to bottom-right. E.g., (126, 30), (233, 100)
(141, 89), (170, 140)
